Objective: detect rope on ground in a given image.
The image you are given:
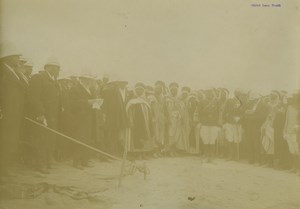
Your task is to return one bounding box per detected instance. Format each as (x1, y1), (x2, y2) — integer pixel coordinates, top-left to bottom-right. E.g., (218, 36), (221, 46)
(0, 182), (108, 200)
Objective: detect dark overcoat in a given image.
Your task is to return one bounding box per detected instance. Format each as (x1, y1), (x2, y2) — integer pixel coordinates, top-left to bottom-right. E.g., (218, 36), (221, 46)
(28, 71), (61, 128)
(0, 63), (26, 166)
(69, 83), (95, 143)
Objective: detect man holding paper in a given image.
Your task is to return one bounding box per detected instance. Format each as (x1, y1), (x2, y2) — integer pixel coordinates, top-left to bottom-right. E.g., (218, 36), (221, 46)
(69, 74), (101, 169)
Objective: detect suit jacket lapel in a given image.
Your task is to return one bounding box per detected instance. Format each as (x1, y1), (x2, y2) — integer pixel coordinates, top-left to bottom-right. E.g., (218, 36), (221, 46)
(78, 83), (93, 99)
(3, 63), (20, 82)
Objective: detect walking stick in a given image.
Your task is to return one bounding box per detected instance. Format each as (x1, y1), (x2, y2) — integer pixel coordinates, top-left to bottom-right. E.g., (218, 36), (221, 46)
(25, 117), (121, 161)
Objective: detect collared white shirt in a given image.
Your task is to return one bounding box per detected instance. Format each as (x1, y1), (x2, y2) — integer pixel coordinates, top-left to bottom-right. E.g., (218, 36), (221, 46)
(4, 63), (20, 80)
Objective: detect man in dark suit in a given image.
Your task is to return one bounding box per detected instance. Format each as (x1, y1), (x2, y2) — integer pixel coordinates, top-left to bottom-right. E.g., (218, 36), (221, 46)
(69, 75), (99, 169)
(57, 77), (74, 160)
(0, 42), (25, 181)
(27, 57), (61, 174)
(102, 79), (129, 156)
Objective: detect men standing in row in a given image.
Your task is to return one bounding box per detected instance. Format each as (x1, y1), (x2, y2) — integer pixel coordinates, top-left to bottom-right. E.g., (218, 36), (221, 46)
(28, 57), (61, 173)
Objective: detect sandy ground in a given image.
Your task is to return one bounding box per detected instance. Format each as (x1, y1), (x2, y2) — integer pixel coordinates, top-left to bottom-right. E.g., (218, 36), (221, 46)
(1, 156), (300, 209)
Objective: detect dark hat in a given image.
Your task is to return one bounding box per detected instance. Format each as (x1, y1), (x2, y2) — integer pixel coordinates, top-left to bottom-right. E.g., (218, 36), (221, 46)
(181, 86), (191, 93)
(135, 82), (146, 89)
(169, 82), (179, 89)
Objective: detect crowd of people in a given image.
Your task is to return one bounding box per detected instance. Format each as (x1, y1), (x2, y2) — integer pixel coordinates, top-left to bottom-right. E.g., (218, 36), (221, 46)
(0, 42), (299, 183)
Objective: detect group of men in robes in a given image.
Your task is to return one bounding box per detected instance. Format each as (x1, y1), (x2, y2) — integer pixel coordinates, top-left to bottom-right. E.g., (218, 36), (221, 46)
(1, 42), (300, 183)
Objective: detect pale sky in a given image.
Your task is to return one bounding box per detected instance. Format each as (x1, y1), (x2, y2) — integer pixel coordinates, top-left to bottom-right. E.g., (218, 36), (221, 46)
(1, 0), (299, 93)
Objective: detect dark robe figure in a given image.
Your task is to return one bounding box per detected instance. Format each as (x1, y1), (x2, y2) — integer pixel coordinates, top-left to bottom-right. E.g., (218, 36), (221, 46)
(102, 81), (129, 156)
(241, 93), (268, 164)
(127, 98), (154, 151)
(126, 83), (154, 160)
